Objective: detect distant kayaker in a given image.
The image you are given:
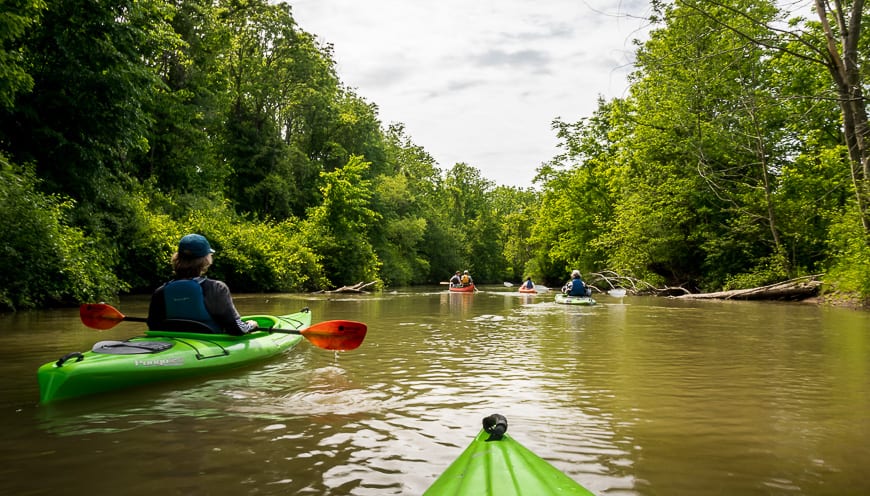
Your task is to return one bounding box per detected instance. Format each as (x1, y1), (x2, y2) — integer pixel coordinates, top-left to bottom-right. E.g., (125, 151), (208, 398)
(147, 234), (258, 335)
(460, 270), (473, 286)
(522, 277), (535, 290)
(449, 271), (462, 287)
(561, 270), (590, 296)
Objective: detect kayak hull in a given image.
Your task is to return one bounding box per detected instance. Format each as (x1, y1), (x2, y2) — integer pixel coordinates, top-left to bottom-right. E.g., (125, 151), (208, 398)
(449, 284), (475, 293)
(424, 428), (595, 496)
(555, 294), (596, 305)
(37, 309), (311, 404)
(518, 287), (537, 294)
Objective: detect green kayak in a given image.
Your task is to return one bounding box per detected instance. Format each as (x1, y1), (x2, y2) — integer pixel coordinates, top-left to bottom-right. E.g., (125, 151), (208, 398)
(37, 308), (312, 404)
(555, 294), (597, 305)
(424, 414), (595, 495)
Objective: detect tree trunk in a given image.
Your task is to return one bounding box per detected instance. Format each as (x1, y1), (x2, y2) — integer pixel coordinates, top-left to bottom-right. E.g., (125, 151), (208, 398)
(675, 275), (822, 300)
(815, 0), (870, 237)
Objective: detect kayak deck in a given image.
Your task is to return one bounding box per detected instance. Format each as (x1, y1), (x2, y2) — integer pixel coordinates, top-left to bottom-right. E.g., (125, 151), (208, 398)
(424, 415), (595, 495)
(37, 309), (311, 404)
(555, 294), (597, 305)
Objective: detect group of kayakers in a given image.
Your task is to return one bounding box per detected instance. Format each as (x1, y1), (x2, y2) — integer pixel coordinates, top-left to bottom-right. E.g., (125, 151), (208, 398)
(446, 269), (590, 295)
(158, 232), (594, 336)
(448, 270), (474, 287)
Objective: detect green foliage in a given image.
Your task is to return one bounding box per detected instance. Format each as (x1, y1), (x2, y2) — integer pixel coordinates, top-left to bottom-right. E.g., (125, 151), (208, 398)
(533, 0), (849, 293)
(302, 156), (381, 287)
(183, 206), (326, 292)
(137, 0), (231, 197)
(824, 207), (870, 297)
(219, 0), (345, 219)
(0, 0), (46, 108)
(3, 0), (870, 309)
(722, 254), (790, 291)
(531, 103), (624, 285)
(0, 159), (122, 310)
(438, 163), (510, 282)
(116, 197), (327, 293)
(491, 186), (539, 282)
(371, 173), (429, 286)
(1, 0), (177, 200)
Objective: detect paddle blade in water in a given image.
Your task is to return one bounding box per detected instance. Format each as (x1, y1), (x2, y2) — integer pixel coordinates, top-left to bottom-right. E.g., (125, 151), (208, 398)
(80, 303), (127, 330)
(300, 320), (367, 351)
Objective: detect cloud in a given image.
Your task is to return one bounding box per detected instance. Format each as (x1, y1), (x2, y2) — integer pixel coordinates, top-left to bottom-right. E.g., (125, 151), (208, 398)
(291, 0), (653, 187)
(472, 49), (553, 71)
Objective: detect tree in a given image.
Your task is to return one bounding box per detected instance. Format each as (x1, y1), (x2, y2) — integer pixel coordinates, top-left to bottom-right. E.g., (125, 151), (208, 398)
(0, 0), (176, 202)
(807, 0), (870, 236)
(371, 173), (429, 286)
(137, 0), (232, 196)
(0, 159), (122, 310)
(532, 102), (622, 284)
(438, 163), (509, 281)
(491, 186), (539, 282)
(301, 156), (381, 286)
(671, 0), (870, 242)
(0, 0), (45, 109)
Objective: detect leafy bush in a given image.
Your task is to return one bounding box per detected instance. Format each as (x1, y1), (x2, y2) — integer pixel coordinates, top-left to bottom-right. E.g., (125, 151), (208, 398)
(721, 253), (790, 291)
(0, 159), (123, 310)
(166, 203), (327, 293)
(824, 207), (870, 299)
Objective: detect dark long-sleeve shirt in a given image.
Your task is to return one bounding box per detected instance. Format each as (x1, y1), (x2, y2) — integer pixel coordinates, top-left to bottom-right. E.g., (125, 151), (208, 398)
(147, 278), (255, 335)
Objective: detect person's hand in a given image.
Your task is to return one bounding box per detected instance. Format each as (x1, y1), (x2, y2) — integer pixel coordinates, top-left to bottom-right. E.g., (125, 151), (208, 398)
(245, 320), (258, 330)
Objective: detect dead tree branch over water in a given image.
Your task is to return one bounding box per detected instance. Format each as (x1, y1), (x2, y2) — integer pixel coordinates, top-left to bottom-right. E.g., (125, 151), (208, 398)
(586, 272), (822, 300)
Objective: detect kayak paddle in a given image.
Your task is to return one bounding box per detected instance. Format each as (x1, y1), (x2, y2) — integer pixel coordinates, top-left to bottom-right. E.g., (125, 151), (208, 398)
(79, 303), (367, 351)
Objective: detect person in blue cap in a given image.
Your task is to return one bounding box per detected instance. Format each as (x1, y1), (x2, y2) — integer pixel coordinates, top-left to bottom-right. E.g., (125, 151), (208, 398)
(147, 234), (257, 334)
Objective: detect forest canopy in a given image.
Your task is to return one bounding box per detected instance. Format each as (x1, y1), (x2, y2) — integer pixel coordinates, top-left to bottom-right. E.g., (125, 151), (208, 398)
(0, 0), (868, 310)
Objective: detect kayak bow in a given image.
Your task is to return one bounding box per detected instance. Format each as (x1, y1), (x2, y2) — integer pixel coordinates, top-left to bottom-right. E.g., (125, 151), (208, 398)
(424, 414), (595, 495)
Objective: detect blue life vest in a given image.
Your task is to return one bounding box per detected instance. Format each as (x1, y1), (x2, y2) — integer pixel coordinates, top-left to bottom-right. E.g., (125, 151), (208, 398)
(163, 277), (221, 332)
(568, 277), (587, 296)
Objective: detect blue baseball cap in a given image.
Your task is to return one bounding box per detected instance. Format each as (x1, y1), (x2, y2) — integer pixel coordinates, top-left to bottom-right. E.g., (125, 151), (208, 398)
(178, 234), (215, 258)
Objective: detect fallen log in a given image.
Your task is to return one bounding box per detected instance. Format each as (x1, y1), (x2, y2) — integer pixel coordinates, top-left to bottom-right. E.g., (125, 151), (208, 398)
(675, 275), (822, 301)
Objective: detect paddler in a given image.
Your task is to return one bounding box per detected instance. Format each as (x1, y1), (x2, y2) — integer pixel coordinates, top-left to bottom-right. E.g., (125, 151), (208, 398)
(147, 234), (257, 334)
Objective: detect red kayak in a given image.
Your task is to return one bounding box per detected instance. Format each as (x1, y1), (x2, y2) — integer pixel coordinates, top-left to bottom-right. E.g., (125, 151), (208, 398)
(518, 286), (536, 294)
(449, 284), (476, 293)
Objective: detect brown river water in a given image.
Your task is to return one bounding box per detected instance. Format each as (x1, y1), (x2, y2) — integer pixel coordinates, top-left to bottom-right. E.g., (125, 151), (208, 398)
(0, 287), (868, 495)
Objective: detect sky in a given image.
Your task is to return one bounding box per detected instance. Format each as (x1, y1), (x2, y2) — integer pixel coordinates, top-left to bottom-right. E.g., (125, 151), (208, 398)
(289, 1), (654, 188)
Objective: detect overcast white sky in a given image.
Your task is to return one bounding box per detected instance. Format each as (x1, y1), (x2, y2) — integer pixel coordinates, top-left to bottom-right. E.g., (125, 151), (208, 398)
(289, 1), (654, 187)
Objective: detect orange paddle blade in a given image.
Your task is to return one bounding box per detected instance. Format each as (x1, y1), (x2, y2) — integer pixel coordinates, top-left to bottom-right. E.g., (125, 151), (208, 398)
(80, 303), (128, 330)
(300, 320), (367, 351)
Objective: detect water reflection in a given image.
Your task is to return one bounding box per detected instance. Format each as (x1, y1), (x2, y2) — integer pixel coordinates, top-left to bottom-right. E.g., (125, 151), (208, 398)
(1, 290), (868, 495)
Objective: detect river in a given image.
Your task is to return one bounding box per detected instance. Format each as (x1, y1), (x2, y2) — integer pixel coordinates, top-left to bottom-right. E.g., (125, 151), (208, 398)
(0, 287), (868, 495)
